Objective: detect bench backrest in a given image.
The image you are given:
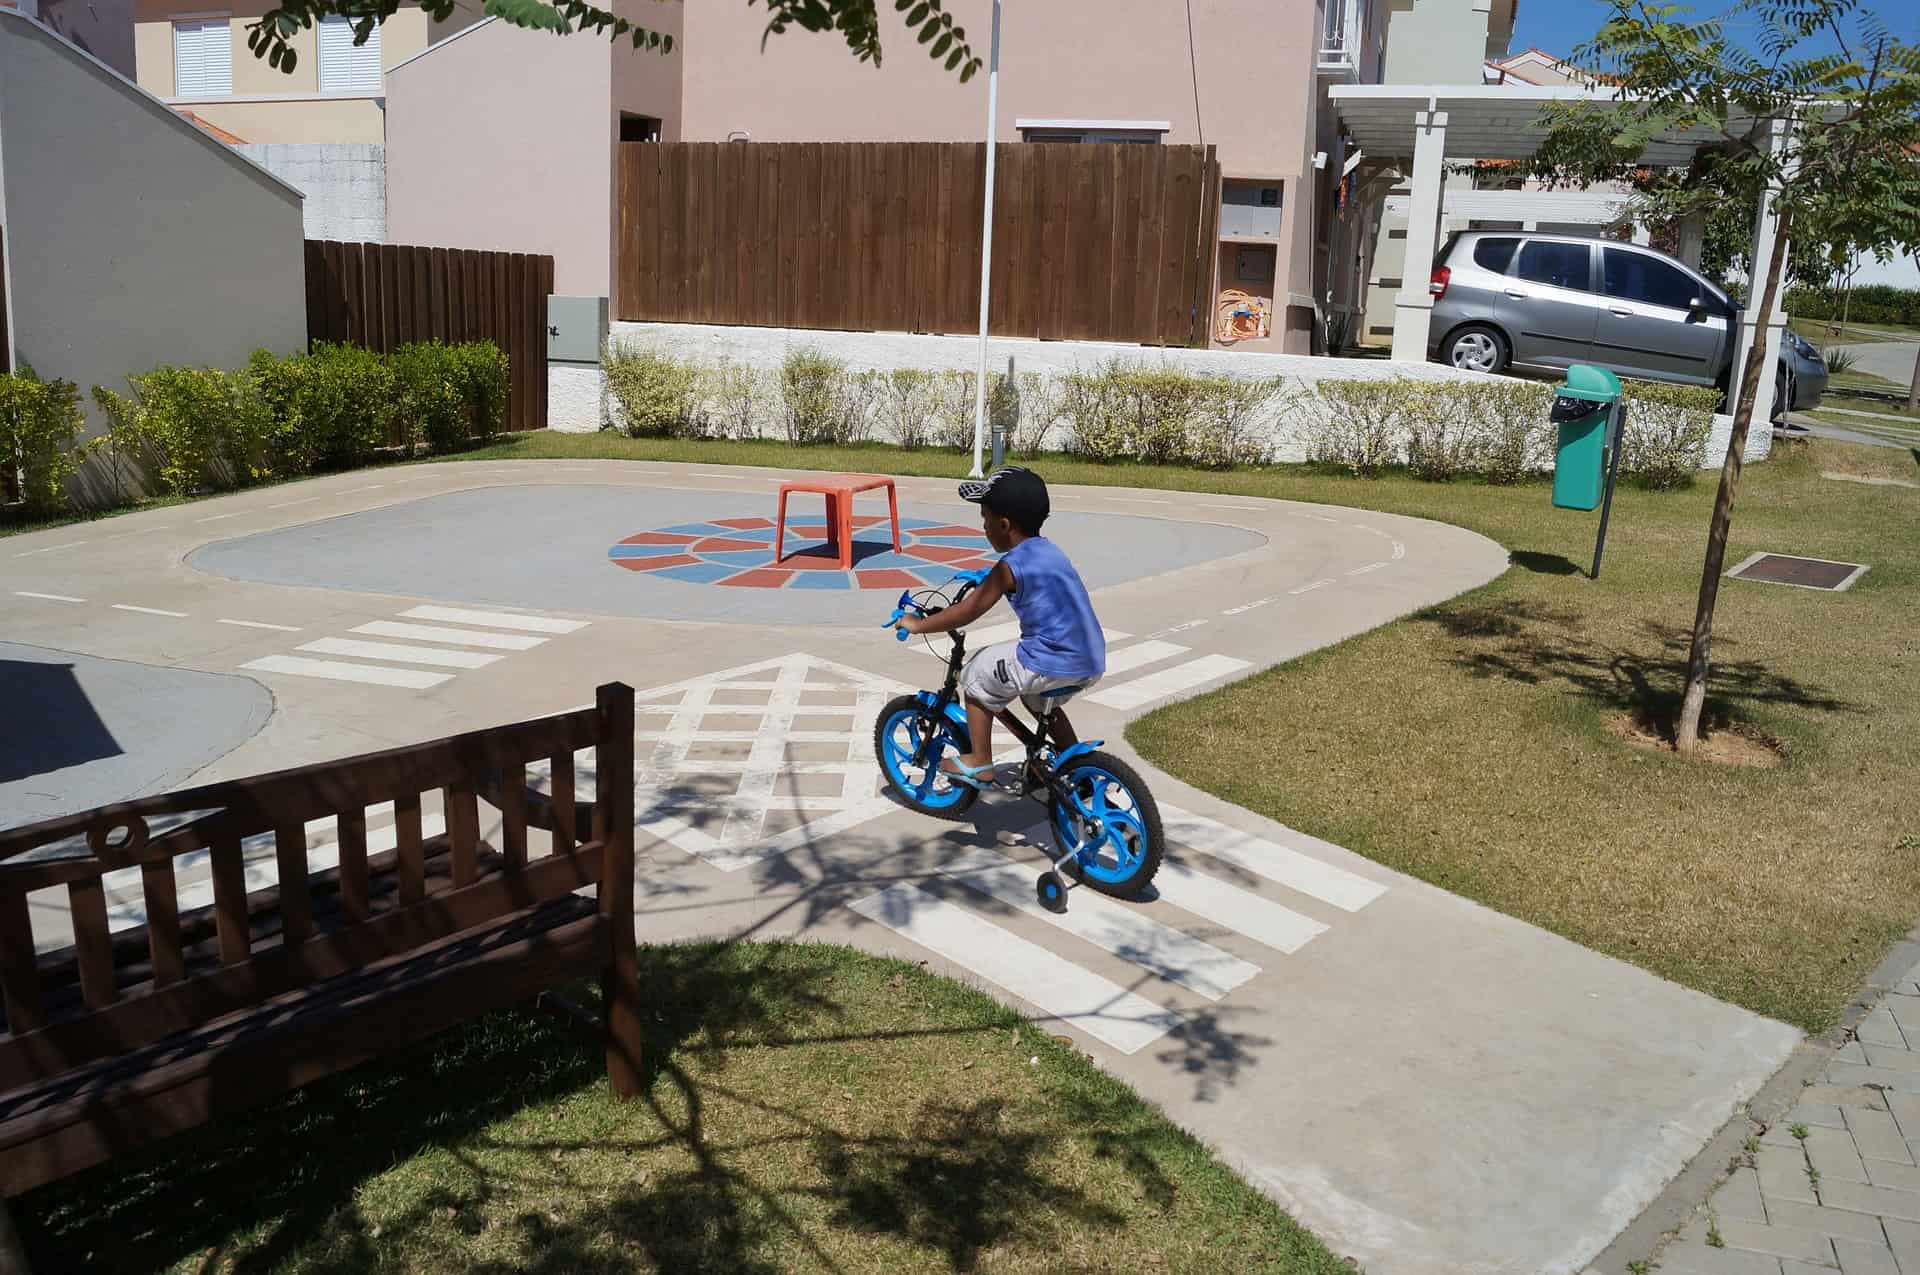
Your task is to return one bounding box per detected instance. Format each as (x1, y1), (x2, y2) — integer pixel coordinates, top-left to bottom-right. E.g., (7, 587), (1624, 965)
(0, 682), (635, 1091)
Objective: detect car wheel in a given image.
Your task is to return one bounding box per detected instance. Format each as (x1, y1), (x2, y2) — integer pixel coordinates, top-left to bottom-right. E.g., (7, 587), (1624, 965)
(1443, 325), (1509, 374)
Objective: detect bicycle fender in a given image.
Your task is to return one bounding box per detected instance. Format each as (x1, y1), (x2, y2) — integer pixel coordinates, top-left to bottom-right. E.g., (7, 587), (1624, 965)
(914, 691), (974, 748)
(1052, 740), (1106, 768)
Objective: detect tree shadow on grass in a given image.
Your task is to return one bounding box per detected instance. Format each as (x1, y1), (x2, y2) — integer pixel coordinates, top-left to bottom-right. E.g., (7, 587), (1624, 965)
(1420, 600), (1860, 723)
(15, 942), (1188, 1275)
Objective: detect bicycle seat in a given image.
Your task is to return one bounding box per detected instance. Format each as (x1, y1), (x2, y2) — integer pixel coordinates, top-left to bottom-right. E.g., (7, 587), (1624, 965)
(1024, 683), (1086, 714)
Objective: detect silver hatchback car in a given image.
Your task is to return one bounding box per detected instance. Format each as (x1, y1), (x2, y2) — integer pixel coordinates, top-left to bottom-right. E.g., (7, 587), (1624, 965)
(1426, 230), (1827, 417)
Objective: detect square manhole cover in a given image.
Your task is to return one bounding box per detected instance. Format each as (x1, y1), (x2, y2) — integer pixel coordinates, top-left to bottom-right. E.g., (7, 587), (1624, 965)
(1727, 552), (1870, 592)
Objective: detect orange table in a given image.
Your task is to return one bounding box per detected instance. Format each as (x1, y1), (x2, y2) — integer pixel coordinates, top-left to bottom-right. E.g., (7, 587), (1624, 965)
(774, 473), (901, 570)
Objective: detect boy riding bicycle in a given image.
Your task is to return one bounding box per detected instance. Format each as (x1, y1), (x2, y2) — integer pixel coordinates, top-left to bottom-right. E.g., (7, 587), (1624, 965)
(897, 466), (1106, 789)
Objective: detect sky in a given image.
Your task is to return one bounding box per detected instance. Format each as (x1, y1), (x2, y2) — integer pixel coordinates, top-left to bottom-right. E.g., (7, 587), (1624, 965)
(1508, 0), (1920, 64)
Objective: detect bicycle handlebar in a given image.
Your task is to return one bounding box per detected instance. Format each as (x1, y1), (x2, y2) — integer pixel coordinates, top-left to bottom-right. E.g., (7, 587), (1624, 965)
(881, 567), (992, 642)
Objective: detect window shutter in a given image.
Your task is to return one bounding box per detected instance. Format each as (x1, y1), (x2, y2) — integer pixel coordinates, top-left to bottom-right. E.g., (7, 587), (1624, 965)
(318, 16), (382, 93)
(173, 18), (232, 97)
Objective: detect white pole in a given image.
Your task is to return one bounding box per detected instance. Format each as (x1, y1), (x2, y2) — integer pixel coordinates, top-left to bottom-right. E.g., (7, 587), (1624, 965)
(969, 0), (1001, 479)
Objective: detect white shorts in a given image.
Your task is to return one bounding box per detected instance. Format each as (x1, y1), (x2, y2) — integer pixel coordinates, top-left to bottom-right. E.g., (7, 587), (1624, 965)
(961, 641), (1099, 714)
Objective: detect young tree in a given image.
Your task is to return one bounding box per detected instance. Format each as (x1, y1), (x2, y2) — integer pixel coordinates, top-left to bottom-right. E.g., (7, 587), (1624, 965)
(243, 0), (982, 80)
(1532, 0), (1920, 753)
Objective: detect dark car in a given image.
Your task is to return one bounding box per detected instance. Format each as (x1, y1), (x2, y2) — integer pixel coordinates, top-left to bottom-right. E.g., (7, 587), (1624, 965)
(1426, 230), (1826, 419)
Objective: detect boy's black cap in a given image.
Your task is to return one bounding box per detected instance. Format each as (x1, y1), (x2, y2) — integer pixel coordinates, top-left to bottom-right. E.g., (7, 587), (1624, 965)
(959, 465), (1049, 530)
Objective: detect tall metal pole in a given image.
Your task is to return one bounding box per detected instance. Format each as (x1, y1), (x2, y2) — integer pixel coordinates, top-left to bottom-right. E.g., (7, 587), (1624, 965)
(1590, 398), (1626, 580)
(968, 0), (1002, 479)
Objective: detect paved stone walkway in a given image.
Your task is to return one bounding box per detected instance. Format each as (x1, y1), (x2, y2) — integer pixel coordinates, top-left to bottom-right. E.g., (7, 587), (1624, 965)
(1649, 954), (1920, 1274)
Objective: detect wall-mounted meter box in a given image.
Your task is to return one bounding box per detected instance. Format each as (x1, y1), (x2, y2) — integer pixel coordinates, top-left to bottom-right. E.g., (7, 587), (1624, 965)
(1220, 180), (1283, 239)
(548, 295), (609, 365)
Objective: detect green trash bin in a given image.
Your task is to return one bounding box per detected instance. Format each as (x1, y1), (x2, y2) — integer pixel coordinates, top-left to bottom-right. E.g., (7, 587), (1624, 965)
(1550, 364), (1622, 511)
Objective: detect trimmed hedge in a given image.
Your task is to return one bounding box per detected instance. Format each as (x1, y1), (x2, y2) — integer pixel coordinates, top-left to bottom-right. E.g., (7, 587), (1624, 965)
(1787, 284), (1920, 327)
(0, 367), (85, 515)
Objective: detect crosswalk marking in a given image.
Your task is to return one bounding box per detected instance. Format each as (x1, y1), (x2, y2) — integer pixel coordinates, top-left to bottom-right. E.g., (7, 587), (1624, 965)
(299, 637), (505, 670)
(1154, 860), (1328, 954)
(1160, 803), (1387, 912)
(240, 654), (452, 689)
(1086, 654), (1252, 710)
(400, 605), (588, 634)
(351, 621), (547, 650)
(1101, 639), (1190, 675)
(938, 848), (1259, 1001)
(964, 620), (1132, 647)
(847, 883), (1183, 1055)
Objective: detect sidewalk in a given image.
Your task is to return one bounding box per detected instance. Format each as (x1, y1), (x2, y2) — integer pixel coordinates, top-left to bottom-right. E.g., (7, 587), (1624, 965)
(1634, 948), (1920, 1274)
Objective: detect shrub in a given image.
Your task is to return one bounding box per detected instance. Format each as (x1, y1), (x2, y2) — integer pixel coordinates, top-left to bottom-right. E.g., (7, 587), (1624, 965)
(1460, 380), (1554, 485)
(778, 348), (873, 444)
(930, 370), (982, 451)
(91, 364), (273, 495)
(1185, 375), (1285, 469)
(0, 368), (85, 515)
(449, 342), (509, 444)
(391, 342), (468, 454)
(1403, 383), (1480, 482)
(882, 369), (939, 450)
(1620, 380), (1719, 489)
(603, 342), (701, 439)
(1011, 372), (1061, 457)
(707, 360), (764, 440)
(1306, 378), (1412, 476)
(304, 342), (398, 469)
(1787, 284), (1920, 327)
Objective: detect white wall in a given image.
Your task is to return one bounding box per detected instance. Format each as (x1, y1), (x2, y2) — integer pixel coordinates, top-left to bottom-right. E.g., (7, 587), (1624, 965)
(561, 320), (1768, 468)
(236, 143), (385, 242)
(0, 12), (307, 427)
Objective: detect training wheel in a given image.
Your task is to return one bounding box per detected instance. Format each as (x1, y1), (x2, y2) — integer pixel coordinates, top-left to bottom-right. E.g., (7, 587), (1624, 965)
(1036, 873), (1067, 914)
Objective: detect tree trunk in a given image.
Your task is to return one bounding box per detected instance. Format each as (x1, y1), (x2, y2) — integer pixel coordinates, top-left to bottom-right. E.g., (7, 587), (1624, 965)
(1676, 204), (1795, 753)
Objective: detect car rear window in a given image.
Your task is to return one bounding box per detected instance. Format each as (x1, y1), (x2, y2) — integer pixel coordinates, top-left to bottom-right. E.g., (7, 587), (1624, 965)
(1473, 237), (1520, 274)
(1516, 240), (1593, 291)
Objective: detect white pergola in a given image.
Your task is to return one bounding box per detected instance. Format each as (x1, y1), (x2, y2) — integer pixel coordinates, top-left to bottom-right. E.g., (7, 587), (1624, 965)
(1329, 84), (1792, 423)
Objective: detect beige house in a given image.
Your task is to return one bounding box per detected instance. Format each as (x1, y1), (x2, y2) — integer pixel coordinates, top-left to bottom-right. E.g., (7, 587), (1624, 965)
(388, 0), (1396, 354)
(130, 0), (475, 143)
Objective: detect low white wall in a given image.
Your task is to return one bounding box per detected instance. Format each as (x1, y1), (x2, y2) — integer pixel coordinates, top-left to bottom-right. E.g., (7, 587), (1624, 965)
(555, 320), (1771, 467)
(235, 143), (385, 242)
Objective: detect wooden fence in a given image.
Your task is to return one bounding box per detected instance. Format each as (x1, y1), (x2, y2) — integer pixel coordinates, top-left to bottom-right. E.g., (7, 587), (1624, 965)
(616, 142), (1220, 347)
(304, 240), (555, 433)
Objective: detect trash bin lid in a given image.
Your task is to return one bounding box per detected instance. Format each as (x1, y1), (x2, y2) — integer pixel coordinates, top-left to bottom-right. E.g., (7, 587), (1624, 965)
(1558, 363), (1623, 403)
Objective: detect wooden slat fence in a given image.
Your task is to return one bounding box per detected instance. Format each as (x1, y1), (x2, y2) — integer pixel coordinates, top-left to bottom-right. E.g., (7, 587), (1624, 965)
(617, 142), (1221, 347)
(304, 240), (555, 433)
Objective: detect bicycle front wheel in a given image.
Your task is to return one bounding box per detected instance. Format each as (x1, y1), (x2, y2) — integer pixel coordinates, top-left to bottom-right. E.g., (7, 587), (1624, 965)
(1048, 751), (1163, 898)
(874, 694), (979, 820)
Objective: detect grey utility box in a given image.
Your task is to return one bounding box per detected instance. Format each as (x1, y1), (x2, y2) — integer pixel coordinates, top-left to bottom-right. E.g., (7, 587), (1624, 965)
(548, 295), (609, 365)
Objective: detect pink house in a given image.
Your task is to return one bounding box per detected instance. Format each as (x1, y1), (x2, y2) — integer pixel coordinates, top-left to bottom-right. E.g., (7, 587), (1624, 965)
(387, 0), (1391, 353)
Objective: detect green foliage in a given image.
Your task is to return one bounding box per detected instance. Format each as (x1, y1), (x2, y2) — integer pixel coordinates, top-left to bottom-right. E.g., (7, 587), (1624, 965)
(1461, 380), (1556, 486)
(707, 359), (764, 440)
(1306, 378), (1414, 477)
(392, 342), (471, 455)
(94, 364), (274, 495)
(449, 341), (510, 444)
(777, 349), (872, 445)
(1620, 379), (1721, 489)
(245, 0), (981, 89)
(303, 342), (399, 469)
(0, 368), (85, 515)
(1787, 283), (1920, 326)
(603, 342), (704, 439)
(1060, 361), (1285, 469)
(880, 368), (939, 450)
(1009, 372), (1061, 458)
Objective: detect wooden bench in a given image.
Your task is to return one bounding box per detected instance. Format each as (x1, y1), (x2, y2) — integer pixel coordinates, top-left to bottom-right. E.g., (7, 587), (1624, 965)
(0, 682), (640, 1267)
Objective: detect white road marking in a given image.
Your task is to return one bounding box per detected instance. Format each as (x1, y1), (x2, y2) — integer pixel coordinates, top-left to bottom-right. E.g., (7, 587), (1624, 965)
(196, 513), (241, 523)
(847, 883), (1183, 1054)
(1164, 619), (1209, 634)
(1197, 501), (1260, 511)
(1290, 579), (1335, 595)
(352, 621), (547, 650)
(1392, 542), (1406, 560)
(1107, 495), (1174, 505)
(1085, 655), (1252, 711)
(1159, 803), (1387, 913)
(240, 654), (453, 689)
(938, 848), (1260, 1001)
(1346, 562), (1388, 576)
(12, 541), (88, 557)
(111, 604), (188, 618)
(344, 483), (387, 493)
(967, 621), (1131, 647)
(1155, 860), (1329, 954)
(400, 605), (588, 634)
(14, 591), (86, 603)
(1221, 597), (1277, 616)
(218, 618), (303, 632)
(299, 637), (505, 670)
(1101, 640), (1190, 674)
(269, 496), (322, 509)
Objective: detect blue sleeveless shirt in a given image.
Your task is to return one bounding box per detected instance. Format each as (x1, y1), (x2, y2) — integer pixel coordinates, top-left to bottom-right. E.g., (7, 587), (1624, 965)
(1002, 536), (1105, 680)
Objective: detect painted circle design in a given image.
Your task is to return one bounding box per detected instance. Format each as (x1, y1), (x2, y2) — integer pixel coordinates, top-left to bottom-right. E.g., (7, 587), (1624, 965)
(607, 515), (999, 590)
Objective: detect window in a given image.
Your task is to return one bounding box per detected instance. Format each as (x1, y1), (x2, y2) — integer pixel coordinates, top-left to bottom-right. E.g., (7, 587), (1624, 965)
(318, 15), (382, 93)
(620, 113), (661, 142)
(1472, 237), (1520, 274)
(173, 16), (232, 97)
(1602, 248), (1701, 311)
(1021, 129), (1161, 144)
(1516, 240), (1592, 291)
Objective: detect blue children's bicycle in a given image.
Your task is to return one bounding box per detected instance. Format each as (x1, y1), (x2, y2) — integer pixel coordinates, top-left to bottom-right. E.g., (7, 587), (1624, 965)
(874, 569), (1163, 914)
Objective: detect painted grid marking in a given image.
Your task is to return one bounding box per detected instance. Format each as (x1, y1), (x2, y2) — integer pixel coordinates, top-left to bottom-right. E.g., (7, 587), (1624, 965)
(14, 591), (85, 603)
(400, 605), (588, 634)
(240, 655), (453, 689)
(1154, 860), (1328, 954)
(352, 621), (547, 650)
(299, 637), (505, 670)
(1086, 655), (1252, 711)
(1159, 802), (1387, 912)
(938, 848), (1260, 1001)
(111, 604), (188, 618)
(847, 883), (1184, 1055)
(1101, 640), (1190, 675)
(218, 618), (302, 632)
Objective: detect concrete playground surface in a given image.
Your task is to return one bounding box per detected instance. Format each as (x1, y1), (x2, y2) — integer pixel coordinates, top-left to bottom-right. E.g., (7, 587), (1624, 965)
(1, 459), (1802, 1274)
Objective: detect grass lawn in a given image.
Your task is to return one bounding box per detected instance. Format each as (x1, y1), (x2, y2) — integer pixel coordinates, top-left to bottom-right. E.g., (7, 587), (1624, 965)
(13, 941), (1349, 1275)
(457, 429), (1919, 1033)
